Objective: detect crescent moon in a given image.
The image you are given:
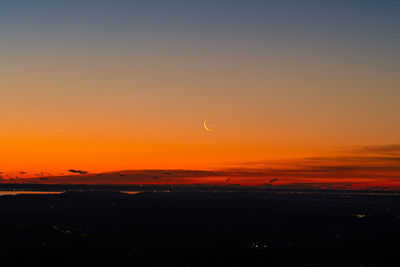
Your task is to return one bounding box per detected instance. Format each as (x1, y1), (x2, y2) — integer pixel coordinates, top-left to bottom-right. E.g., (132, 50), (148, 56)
(203, 120), (212, 132)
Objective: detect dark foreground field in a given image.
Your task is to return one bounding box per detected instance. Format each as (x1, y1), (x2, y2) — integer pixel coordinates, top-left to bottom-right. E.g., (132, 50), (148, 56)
(0, 187), (399, 266)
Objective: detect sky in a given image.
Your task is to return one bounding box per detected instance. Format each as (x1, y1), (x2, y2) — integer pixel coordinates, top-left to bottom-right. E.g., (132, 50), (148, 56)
(1, 1), (399, 187)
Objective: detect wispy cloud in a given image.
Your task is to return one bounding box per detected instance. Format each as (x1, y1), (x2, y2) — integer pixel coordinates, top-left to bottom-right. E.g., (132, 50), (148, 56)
(360, 144), (400, 156)
(3, 144), (400, 189)
(68, 169), (88, 175)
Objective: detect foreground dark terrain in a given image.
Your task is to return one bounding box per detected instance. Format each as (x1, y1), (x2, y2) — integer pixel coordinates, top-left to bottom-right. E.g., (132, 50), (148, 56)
(0, 186), (399, 266)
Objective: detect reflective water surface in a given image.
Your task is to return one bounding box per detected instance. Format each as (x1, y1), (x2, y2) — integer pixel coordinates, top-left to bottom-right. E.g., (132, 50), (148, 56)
(0, 191), (65, 196)
(120, 191), (142, 195)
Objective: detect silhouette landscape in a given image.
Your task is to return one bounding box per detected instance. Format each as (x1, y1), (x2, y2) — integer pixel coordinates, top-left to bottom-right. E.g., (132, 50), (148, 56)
(1, 1), (399, 266)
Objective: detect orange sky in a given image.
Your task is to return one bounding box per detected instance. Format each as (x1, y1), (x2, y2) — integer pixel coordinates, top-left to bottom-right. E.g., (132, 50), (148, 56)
(1, 2), (399, 188)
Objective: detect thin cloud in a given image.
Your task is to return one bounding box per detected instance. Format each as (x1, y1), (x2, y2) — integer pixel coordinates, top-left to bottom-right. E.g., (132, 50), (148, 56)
(5, 144), (400, 189)
(68, 169), (88, 175)
(361, 144), (400, 155)
(269, 178), (278, 184)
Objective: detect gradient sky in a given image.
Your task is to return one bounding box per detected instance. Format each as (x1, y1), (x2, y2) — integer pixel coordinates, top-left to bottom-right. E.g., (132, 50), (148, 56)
(1, 1), (399, 185)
